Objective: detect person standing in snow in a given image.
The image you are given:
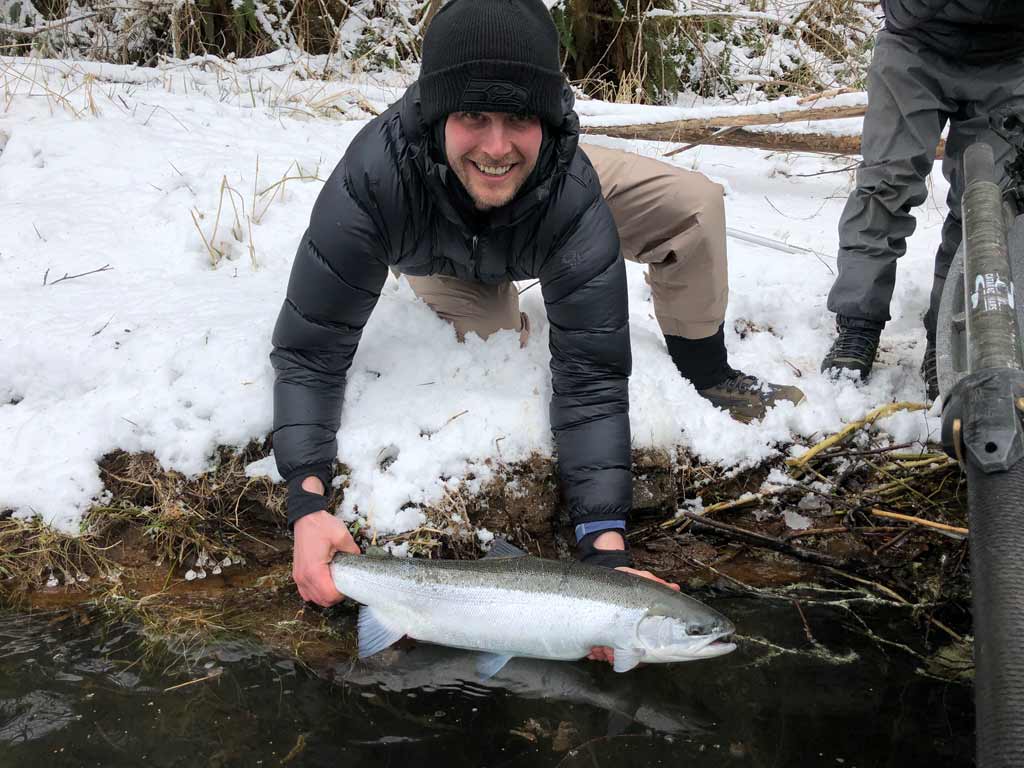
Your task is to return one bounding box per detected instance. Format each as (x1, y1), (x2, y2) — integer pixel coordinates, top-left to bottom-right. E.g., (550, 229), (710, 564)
(270, 0), (803, 610)
(821, 0), (1024, 398)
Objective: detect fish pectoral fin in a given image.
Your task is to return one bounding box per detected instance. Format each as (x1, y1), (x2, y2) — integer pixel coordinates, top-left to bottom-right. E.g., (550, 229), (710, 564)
(482, 538), (528, 559)
(612, 649), (644, 673)
(357, 606), (405, 658)
(474, 652), (514, 680)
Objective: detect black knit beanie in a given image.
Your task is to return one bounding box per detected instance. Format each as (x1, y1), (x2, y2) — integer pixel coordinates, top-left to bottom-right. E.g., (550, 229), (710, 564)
(418, 0), (567, 127)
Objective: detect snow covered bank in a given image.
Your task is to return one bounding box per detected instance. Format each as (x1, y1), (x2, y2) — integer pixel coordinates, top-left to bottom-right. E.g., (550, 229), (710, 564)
(0, 56), (943, 536)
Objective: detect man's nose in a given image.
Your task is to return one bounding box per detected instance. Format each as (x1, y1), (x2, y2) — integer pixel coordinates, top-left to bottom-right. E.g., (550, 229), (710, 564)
(480, 119), (514, 159)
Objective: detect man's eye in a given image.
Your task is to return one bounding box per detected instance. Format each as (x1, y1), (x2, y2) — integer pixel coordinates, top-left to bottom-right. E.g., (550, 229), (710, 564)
(510, 113), (535, 124)
(463, 112), (485, 121)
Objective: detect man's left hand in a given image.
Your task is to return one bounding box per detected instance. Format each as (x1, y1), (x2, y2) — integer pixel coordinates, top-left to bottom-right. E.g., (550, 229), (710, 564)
(587, 567), (680, 665)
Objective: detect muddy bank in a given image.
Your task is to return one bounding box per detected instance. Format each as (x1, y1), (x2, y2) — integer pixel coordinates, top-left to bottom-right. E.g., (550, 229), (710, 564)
(1, 430), (972, 672)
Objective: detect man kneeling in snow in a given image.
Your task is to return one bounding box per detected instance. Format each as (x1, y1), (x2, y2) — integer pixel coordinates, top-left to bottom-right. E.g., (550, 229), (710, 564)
(269, 0), (803, 613)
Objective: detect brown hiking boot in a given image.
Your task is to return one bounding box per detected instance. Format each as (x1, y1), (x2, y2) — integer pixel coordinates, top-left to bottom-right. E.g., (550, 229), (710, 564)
(698, 368), (806, 423)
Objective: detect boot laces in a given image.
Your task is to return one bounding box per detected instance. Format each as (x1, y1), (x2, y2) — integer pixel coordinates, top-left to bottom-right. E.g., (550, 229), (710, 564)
(718, 368), (764, 394)
(922, 343), (936, 367)
(832, 327), (880, 358)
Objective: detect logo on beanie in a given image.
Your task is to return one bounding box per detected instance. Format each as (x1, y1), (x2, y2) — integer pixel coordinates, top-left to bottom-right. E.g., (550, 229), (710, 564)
(461, 79), (529, 113)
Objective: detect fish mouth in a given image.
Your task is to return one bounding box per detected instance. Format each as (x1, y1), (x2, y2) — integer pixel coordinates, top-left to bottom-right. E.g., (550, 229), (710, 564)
(689, 632), (737, 659)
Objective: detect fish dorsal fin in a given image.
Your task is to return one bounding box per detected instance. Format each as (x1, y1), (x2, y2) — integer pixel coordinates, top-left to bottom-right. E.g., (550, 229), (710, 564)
(475, 652), (513, 680)
(363, 546), (389, 558)
(612, 649), (644, 673)
(483, 538), (528, 559)
(357, 606), (405, 658)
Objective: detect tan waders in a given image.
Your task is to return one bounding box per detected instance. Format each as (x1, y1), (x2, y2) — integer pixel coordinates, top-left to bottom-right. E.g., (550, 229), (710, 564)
(403, 144), (803, 421)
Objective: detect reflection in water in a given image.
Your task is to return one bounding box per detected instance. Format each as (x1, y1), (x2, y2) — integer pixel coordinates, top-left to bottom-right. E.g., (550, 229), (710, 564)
(340, 643), (715, 735)
(0, 590), (973, 767)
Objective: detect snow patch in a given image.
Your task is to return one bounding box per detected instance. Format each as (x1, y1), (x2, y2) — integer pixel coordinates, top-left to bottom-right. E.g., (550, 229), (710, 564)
(783, 510), (813, 531)
(0, 60), (946, 539)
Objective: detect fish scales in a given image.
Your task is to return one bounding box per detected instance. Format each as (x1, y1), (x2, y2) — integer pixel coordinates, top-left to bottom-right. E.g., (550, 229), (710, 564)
(330, 552), (734, 668)
(333, 555), (646, 658)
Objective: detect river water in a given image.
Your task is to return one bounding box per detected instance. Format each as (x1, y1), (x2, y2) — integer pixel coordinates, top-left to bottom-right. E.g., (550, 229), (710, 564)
(1, 587), (973, 767)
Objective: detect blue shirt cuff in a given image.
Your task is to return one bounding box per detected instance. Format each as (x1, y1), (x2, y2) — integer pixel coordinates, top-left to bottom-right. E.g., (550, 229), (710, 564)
(575, 519), (627, 543)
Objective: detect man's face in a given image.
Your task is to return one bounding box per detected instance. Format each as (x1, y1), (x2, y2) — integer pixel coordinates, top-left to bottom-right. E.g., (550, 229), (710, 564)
(444, 111), (543, 210)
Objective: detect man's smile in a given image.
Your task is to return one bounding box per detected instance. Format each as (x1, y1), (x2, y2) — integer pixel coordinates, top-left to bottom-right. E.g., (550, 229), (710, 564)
(444, 112), (542, 209)
(471, 160), (515, 178)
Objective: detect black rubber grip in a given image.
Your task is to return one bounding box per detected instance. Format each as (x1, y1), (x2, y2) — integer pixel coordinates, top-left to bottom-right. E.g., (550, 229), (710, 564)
(967, 458), (1024, 767)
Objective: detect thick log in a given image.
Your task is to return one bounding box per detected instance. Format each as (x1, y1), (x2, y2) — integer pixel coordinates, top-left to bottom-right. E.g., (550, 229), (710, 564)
(583, 123), (946, 159)
(587, 103), (868, 137)
(580, 100), (952, 157)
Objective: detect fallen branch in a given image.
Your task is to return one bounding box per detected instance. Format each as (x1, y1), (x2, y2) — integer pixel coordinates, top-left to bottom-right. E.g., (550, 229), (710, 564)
(583, 101), (946, 158)
(788, 402), (929, 469)
(44, 263), (113, 286)
(872, 528), (914, 556)
(661, 495), (760, 528)
(823, 565), (964, 643)
(662, 125), (742, 157)
(596, 103), (869, 135)
(783, 525), (903, 541)
(678, 511), (848, 568)
(793, 599), (816, 645)
(162, 667), (223, 692)
(871, 462), (958, 497)
(587, 124), (874, 156)
(725, 227), (819, 255)
(870, 508), (968, 537)
(824, 442), (915, 459)
(797, 87), (858, 105)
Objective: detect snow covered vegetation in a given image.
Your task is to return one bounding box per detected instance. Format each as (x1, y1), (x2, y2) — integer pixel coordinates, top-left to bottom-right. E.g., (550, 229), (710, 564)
(0, 46), (944, 543)
(1, 0), (880, 101)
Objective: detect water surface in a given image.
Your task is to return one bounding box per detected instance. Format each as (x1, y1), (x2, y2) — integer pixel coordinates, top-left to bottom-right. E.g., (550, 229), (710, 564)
(0, 588), (973, 767)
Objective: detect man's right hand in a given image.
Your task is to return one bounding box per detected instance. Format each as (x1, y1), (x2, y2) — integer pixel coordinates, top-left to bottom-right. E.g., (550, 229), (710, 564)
(292, 505), (361, 607)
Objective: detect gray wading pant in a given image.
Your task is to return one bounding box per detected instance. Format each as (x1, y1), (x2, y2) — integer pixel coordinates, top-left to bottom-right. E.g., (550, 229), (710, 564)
(827, 29), (1024, 337)
(403, 143), (729, 344)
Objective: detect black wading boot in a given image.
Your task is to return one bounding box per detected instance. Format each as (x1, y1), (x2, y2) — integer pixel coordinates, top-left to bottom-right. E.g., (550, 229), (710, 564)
(921, 337), (938, 402)
(820, 316), (883, 381)
(666, 325), (805, 424)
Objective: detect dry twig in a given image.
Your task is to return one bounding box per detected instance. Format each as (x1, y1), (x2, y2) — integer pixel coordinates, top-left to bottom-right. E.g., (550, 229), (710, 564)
(869, 508), (968, 537)
(788, 402), (928, 469)
(44, 264), (113, 286)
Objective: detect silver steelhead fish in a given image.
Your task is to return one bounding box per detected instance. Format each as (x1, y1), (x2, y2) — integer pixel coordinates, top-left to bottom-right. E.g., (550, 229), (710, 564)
(330, 541), (735, 676)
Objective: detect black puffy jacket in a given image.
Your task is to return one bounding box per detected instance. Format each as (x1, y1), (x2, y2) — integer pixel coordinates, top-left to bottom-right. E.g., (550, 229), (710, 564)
(270, 83), (632, 529)
(881, 0), (1024, 61)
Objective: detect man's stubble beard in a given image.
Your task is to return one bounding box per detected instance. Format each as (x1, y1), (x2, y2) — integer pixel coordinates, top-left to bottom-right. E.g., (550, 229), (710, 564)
(452, 157), (532, 212)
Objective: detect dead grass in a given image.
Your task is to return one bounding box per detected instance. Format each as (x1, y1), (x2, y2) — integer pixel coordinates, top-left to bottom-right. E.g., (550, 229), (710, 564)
(0, 441), (288, 601)
(0, 59), (100, 118)
(191, 158), (323, 269)
(85, 562), (356, 672)
(0, 515), (117, 602)
(95, 443), (287, 566)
